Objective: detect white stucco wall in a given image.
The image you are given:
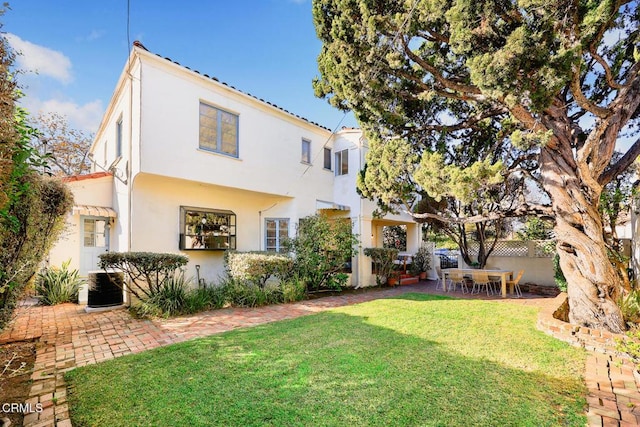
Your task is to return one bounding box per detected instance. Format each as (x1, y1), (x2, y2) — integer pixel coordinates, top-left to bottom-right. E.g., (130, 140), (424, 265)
(136, 52), (335, 200)
(74, 45), (424, 291)
(129, 173), (315, 283)
(48, 174), (114, 271)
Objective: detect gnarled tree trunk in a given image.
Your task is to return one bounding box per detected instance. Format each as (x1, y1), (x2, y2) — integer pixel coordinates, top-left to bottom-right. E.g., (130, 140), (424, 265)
(540, 142), (625, 333)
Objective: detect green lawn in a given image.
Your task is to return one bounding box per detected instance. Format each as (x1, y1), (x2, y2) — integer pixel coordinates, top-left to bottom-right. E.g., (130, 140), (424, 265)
(66, 294), (587, 426)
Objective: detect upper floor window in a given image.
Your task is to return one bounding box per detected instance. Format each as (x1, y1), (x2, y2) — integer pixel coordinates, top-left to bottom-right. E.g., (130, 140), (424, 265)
(335, 149), (349, 176)
(323, 147), (331, 170)
(301, 139), (311, 164)
(116, 118), (123, 158)
(199, 102), (239, 157)
(265, 218), (289, 252)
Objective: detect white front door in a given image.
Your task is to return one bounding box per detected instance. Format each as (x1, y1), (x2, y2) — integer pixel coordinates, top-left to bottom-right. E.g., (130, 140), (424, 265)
(80, 216), (110, 276)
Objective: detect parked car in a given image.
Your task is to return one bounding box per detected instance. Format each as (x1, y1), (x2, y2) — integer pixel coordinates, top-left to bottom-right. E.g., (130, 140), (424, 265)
(435, 248), (459, 268)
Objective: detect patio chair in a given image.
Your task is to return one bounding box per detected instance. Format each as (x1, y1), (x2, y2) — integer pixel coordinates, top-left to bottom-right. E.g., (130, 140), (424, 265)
(435, 266), (449, 290)
(507, 270), (524, 298)
(448, 271), (468, 294)
(471, 272), (495, 296)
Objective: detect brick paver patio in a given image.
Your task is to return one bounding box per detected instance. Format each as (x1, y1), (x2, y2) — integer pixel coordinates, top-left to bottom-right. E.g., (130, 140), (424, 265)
(0, 281), (638, 426)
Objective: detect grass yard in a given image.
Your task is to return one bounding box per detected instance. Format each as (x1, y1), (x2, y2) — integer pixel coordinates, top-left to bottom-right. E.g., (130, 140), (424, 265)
(66, 294), (587, 426)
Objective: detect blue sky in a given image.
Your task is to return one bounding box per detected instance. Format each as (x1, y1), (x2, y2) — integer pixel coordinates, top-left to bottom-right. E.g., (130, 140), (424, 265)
(3, 0), (357, 134)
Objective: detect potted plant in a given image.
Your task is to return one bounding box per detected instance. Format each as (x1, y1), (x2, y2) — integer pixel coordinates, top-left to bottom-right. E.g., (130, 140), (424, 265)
(364, 247), (399, 286)
(410, 246), (432, 280)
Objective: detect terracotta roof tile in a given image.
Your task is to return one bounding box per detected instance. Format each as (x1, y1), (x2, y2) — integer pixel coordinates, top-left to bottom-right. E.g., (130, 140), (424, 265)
(133, 41), (331, 131)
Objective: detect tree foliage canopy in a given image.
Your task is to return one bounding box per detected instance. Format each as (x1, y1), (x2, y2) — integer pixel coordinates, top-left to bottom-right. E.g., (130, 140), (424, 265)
(29, 112), (92, 177)
(313, 0), (640, 332)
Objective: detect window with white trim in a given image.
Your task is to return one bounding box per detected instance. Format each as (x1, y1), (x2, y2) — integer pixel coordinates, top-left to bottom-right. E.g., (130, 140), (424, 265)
(301, 139), (311, 164)
(265, 218), (289, 252)
(199, 102), (239, 157)
(335, 149), (349, 176)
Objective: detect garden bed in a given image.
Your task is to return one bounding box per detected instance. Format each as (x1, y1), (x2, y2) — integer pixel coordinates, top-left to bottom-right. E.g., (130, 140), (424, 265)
(0, 340), (36, 427)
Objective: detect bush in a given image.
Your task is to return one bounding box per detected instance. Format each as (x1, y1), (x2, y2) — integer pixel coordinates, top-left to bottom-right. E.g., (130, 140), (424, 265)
(553, 254), (567, 292)
(0, 173), (73, 327)
(221, 275), (307, 308)
(619, 290), (640, 325)
(99, 252), (189, 301)
(410, 245), (432, 275)
(225, 251), (293, 287)
(146, 274), (189, 317)
(35, 260), (82, 305)
(284, 214), (358, 291)
(617, 325), (640, 371)
(364, 247), (399, 285)
(183, 284), (227, 313)
(280, 277), (307, 303)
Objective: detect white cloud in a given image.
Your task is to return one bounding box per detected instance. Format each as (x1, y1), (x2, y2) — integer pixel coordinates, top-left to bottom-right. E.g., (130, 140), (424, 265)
(77, 29), (105, 43)
(5, 33), (73, 84)
(21, 96), (104, 134)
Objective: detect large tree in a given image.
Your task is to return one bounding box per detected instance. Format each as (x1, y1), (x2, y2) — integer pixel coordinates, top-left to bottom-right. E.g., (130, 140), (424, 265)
(29, 112), (92, 176)
(313, 0), (640, 332)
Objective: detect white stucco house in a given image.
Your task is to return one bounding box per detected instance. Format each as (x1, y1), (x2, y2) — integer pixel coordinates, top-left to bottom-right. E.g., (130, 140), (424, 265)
(48, 42), (423, 300)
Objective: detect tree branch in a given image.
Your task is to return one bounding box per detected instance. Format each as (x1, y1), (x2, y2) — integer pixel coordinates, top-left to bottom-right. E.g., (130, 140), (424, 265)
(400, 37), (485, 100)
(570, 65), (611, 119)
(600, 136), (640, 185)
(409, 203), (554, 224)
(589, 46), (623, 90)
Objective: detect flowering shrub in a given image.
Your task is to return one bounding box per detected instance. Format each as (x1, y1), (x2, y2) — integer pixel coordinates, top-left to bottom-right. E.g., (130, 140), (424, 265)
(225, 251), (293, 287)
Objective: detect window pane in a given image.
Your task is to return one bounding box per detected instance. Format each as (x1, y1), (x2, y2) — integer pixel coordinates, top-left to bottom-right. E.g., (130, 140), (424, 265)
(95, 220), (107, 247)
(220, 111), (238, 156)
(84, 234), (94, 247)
(341, 149), (349, 175)
(199, 104), (218, 150)
(301, 139), (311, 164)
(84, 219), (95, 233)
(324, 148), (331, 169)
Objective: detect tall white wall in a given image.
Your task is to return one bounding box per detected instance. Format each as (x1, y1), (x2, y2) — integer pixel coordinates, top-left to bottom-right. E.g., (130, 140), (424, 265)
(137, 53), (335, 201)
(48, 175), (114, 271)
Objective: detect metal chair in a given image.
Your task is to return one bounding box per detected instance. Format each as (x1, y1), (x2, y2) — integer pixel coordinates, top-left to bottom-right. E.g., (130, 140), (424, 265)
(507, 270), (524, 297)
(471, 271), (495, 296)
(448, 271), (468, 293)
(435, 266), (449, 290)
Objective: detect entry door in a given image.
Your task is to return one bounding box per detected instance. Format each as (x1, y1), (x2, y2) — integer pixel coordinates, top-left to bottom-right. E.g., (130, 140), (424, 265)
(80, 216), (110, 276)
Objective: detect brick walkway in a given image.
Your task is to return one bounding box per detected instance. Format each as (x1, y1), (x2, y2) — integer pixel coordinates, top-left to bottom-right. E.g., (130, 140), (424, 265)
(0, 281), (638, 426)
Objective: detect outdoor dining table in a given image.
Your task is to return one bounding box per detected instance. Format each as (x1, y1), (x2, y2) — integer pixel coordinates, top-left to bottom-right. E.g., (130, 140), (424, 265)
(442, 268), (514, 298)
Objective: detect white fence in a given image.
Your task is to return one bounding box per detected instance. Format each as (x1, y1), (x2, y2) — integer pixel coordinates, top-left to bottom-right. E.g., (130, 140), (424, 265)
(465, 240), (556, 287)
(467, 240), (554, 258)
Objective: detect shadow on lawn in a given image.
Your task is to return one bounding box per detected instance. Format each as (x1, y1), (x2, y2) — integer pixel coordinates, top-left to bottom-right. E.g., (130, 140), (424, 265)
(66, 304), (586, 427)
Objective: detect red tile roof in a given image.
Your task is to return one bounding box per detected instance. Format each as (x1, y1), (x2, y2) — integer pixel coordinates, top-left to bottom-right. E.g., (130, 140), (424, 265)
(63, 172), (112, 183)
(133, 41), (332, 132)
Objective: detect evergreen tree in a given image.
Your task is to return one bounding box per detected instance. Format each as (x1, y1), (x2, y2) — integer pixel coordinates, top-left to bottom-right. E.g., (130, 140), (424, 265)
(313, 0), (640, 332)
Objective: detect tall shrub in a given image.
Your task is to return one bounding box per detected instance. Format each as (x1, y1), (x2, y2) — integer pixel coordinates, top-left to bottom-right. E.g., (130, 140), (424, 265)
(0, 173), (73, 327)
(98, 252), (189, 301)
(284, 214), (358, 291)
(225, 251), (293, 287)
(364, 248), (398, 286)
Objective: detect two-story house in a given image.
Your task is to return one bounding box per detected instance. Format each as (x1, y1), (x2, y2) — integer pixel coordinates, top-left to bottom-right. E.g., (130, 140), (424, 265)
(48, 42), (423, 302)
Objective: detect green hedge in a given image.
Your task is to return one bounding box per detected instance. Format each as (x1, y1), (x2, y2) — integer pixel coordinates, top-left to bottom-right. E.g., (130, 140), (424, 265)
(99, 252), (189, 300)
(225, 251), (293, 287)
(0, 174), (73, 328)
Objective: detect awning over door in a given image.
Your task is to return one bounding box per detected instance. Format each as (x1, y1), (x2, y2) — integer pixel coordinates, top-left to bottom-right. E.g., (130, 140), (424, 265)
(72, 205), (117, 218)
